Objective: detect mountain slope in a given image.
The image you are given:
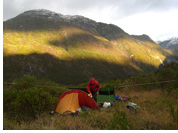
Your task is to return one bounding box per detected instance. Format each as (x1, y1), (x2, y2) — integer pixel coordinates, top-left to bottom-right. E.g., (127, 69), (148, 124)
(3, 9), (171, 84)
(157, 37), (178, 52)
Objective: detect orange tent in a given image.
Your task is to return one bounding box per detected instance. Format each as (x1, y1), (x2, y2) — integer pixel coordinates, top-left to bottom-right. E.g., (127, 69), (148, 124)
(54, 89), (98, 114)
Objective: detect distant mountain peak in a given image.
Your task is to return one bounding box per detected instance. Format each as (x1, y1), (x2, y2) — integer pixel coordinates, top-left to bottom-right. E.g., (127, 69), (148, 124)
(16, 9), (64, 21)
(22, 9), (63, 15)
(158, 37), (178, 49)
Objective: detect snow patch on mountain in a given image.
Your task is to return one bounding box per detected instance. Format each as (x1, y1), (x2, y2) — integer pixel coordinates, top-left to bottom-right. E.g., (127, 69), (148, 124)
(157, 37), (178, 49)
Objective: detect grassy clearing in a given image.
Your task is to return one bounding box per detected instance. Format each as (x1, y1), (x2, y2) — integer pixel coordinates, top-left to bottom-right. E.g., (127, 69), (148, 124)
(3, 88), (178, 130)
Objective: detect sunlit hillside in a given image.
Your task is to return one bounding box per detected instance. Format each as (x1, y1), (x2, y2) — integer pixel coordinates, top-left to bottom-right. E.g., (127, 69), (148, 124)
(3, 9), (172, 84)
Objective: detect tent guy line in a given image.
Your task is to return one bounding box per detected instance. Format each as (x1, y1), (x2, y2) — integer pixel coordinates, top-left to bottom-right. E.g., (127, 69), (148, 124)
(3, 82), (65, 89)
(114, 79), (178, 88)
(3, 79), (178, 89)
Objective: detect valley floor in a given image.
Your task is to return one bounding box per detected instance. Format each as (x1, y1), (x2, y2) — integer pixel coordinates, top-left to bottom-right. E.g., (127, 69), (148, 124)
(3, 88), (178, 130)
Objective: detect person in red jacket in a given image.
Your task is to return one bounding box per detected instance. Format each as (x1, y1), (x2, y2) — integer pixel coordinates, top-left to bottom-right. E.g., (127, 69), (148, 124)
(87, 78), (100, 102)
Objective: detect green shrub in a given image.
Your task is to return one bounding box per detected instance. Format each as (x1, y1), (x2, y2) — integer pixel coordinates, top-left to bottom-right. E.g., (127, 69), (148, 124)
(3, 74), (66, 122)
(4, 87), (58, 121)
(108, 110), (131, 130)
(112, 63), (178, 91)
(13, 74), (66, 96)
(13, 74), (38, 90)
(3, 89), (19, 115)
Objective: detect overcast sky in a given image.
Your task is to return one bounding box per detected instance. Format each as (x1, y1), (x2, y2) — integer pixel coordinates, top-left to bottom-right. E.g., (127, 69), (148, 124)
(3, 0), (178, 41)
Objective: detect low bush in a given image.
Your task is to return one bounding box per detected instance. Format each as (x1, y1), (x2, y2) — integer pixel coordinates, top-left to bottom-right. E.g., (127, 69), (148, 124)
(4, 74), (66, 122)
(105, 63), (178, 92)
(13, 74), (38, 90)
(4, 87), (58, 121)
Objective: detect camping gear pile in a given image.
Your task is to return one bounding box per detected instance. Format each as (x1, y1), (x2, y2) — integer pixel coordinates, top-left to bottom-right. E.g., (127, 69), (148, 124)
(115, 95), (140, 112)
(100, 102), (113, 108)
(116, 95), (129, 102)
(53, 88), (140, 115)
(126, 102), (140, 112)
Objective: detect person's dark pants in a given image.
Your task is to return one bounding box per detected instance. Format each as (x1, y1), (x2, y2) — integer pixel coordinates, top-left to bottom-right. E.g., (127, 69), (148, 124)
(91, 91), (97, 102)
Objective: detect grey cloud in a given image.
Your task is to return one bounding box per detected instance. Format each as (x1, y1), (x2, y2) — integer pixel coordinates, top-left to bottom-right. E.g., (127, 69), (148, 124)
(99, 0), (178, 19)
(3, 0), (178, 20)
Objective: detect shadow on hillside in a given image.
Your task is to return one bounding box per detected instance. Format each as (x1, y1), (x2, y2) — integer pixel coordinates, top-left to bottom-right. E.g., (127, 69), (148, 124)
(95, 22), (127, 41)
(131, 35), (156, 44)
(3, 52), (157, 85)
(159, 54), (178, 69)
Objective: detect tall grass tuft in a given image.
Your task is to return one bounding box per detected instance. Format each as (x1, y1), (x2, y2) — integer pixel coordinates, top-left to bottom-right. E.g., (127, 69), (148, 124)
(169, 103), (178, 128)
(108, 110), (131, 130)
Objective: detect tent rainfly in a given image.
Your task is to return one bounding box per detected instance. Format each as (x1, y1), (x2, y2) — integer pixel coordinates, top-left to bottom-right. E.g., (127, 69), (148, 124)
(54, 89), (98, 114)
